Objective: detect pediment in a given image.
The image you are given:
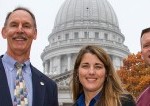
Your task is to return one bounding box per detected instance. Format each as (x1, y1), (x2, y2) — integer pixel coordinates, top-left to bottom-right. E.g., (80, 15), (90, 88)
(51, 71), (72, 90)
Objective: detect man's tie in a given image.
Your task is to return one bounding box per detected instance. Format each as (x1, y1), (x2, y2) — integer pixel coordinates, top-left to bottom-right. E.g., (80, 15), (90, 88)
(14, 62), (28, 106)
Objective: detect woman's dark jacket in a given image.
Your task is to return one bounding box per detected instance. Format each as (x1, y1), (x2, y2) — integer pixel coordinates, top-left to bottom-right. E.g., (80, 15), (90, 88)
(72, 94), (136, 106)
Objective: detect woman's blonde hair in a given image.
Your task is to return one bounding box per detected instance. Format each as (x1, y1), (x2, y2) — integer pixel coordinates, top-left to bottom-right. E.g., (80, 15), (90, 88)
(71, 45), (129, 106)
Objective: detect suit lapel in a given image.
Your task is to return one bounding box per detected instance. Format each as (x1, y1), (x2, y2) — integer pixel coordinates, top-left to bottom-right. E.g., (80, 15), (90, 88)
(31, 65), (46, 106)
(0, 57), (12, 106)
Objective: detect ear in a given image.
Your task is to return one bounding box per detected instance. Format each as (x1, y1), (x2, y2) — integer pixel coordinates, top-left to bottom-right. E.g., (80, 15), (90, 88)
(141, 51), (144, 60)
(33, 29), (37, 40)
(1, 27), (7, 39)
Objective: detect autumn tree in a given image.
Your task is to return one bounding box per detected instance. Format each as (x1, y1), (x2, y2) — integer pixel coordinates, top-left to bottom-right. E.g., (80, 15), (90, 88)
(117, 52), (150, 98)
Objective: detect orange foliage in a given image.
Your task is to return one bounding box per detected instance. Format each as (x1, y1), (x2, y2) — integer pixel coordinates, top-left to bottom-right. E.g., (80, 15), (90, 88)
(117, 52), (150, 99)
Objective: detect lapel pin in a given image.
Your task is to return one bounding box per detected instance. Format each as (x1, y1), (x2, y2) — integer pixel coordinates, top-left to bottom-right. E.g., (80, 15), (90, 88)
(40, 82), (44, 85)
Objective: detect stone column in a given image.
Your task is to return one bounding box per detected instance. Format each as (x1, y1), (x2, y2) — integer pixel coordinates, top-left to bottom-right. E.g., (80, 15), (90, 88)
(49, 59), (53, 75)
(57, 56), (61, 74)
(67, 54), (71, 71)
(44, 60), (49, 75)
(120, 57), (123, 66)
(111, 55), (119, 69)
(43, 63), (45, 74)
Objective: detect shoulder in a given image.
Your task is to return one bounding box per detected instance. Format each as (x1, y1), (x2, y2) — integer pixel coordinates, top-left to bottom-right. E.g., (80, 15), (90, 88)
(136, 86), (150, 106)
(0, 55), (5, 68)
(137, 86), (150, 99)
(120, 94), (136, 106)
(30, 65), (57, 87)
(0, 55), (3, 64)
(72, 102), (77, 106)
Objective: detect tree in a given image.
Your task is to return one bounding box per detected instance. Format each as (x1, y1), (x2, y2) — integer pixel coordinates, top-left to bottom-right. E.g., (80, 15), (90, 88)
(117, 52), (150, 98)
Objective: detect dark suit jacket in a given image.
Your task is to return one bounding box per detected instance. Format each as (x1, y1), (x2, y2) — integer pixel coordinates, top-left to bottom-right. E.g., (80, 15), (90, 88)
(72, 94), (135, 106)
(0, 55), (59, 106)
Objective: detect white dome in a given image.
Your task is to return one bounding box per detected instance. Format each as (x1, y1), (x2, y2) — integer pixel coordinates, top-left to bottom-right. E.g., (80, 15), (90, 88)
(41, 0), (130, 77)
(53, 0), (119, 32)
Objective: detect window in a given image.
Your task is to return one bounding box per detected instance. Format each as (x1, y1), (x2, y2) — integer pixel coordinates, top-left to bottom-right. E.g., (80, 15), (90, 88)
(65, 33), (69, 40)
(58, 35), (61, 40)
(113, 35), (116, 39)
(74, 32), (79, 39)
(104, 33), (108, 40)
(95, 32), (99, 38)
(52, 38), (55, 42)
(118, 38), (121, 42)
(84, 31), (89, 38)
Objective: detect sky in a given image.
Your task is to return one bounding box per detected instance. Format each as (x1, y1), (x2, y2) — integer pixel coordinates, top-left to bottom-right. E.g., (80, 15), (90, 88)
(0, 0), (150, 72)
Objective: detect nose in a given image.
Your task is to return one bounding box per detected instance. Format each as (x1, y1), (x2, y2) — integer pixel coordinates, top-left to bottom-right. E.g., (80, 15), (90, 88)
(88, 67), (95, 74)
(17, 24), (24, 33)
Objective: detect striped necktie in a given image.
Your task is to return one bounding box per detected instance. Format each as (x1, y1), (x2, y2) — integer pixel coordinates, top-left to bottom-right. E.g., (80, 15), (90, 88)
(14, 62), (28, 106)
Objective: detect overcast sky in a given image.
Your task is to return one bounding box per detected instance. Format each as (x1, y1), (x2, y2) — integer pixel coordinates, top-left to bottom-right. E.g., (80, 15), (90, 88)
(0, 0), (150, 72)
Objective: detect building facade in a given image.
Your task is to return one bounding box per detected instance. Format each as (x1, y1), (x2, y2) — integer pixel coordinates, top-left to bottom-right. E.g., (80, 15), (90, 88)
(41, 0), (130, 105)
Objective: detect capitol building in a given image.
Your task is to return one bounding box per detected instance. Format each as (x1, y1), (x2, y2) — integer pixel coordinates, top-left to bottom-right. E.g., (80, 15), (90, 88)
(41, 0), (130, 105)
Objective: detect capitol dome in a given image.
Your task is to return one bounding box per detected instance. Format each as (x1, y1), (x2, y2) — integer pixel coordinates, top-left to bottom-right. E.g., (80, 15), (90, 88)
(41, 0), (129, 76)
(53, 0), (119, 33)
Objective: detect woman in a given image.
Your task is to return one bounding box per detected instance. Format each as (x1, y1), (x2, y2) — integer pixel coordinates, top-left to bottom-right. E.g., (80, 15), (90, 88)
(71, 45), (135, 106)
